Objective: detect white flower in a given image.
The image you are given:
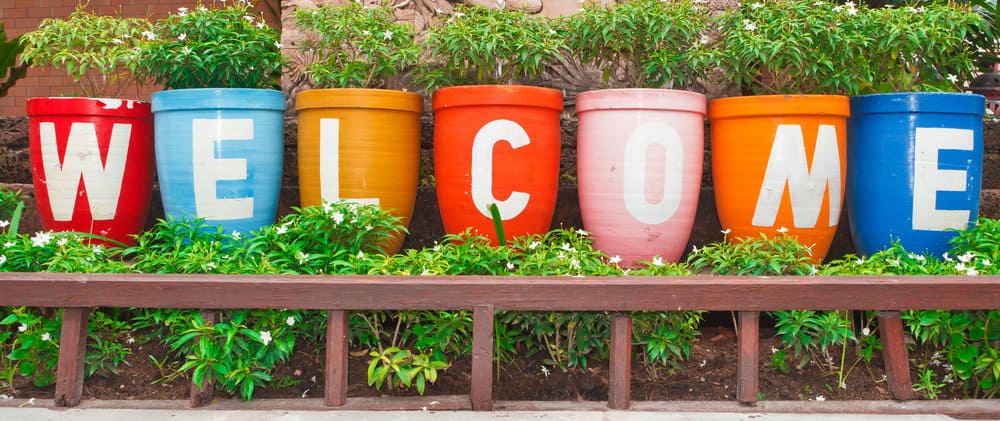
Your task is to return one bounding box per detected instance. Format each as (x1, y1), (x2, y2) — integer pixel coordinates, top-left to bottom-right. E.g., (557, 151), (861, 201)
(855, 257), (865, 265)
(362, 30), (371, 36)
(382, 30), (393, 40)
(845, 1), (855, 6)
(575, 229), (588, 236)
(813, 1), (824, 5)
(651, 256), (664, 267)
(0, 220), (8, 228)
(506, 262), (515, 270)
(141, 31), (155, 40)
(56, 237), (68, 247)
(179, 33), (188, 42)
(275, 225), (288, 235)
(810, 265), (818, 275)
(257, 22), (266, 29)
(435, 8), (444, 14)
(958, 252), (975, 263)
(608, 255), (622, 265)
(0, 255), (6, 265)
(750, 2), (763, 8)
(742, 19), (757, 31)
(983, 259), (992, 267)
(331, 212), (344, 224)
(846, 6), (857, 15)
(18, 324), (27, 332)
(286, 316), (296, 326)
(182, 46), (192, 55)
(699, 35), (710, 45)
(529, 241), (540, 250)
(295, 251), (307, 265)
(274, 41), (283, 49)
(955, 262), (967, 272)
(260, 331), (272, 346)
(206, 262), (216, 270)
(888, 259), (900, 267)
(777, 226), (789, 234)
(357, 251), (365, 259)
(177, 7), (188, 16)
(111, 38), (124, 45)
(721, 228), (731, 235)
(943, 252), (953, 262)
(839, 381), (847, 390)
(198, 5), (208, 11)
(832, 5), (843, 11)
(3, 241), (14, 248)
(92, 246), (103, 254)
(244, 15), (254, 22)
(41, 332), (51, 341)
(569, 258), (580, 269)
(561, 242), (574, 252)
(232, 230), (241, 239)
(31, 231), (52, 247)
(453, 12), (465, 18)
(540, 366), (550, 377)
(127, 336), (135, 344)
(771, 346), (780, 354)
(862, 327), (870, 336)
(967, 267), (979, 276)
(815, 395), (826, 402)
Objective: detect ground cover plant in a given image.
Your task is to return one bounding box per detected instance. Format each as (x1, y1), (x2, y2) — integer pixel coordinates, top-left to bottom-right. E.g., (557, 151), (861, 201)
(0, 187), (996, 401)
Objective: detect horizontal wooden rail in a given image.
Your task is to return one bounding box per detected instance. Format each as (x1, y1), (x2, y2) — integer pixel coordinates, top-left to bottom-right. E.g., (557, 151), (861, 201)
(1, 273), (998, 311)
(1, 273), (998, 412)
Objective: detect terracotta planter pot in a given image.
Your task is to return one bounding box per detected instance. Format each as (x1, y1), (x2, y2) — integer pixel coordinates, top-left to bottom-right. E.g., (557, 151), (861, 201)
(432, 85), (562, 244)
(151, 88), (285, 234)
(847, 92), (984, 256)
(27, 97), (154, 246)
(295, 88), (423, 253)
(709, 95), (850, 261)
(576, 89), (706, 266)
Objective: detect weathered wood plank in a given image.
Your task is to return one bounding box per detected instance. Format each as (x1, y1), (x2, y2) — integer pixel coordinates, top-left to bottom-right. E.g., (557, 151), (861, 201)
(1, 273), (997, 311)
(54, 307), (89, 407)
(877, 311), (914, 401)
(608, 313), (632, 410)
(736, 311), (759, 404)
(325, 310), (349, 407)
(471, 304), (494, 411)
(189, 310), (219, 408)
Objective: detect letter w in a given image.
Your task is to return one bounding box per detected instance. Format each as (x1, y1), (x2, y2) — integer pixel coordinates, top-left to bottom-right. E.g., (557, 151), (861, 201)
(752, 124), (841, 228)
(39, 122), (130, 221)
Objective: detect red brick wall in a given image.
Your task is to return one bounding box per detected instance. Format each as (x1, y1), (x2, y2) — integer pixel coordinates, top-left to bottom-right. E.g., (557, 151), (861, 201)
(0, 0), (280, 116)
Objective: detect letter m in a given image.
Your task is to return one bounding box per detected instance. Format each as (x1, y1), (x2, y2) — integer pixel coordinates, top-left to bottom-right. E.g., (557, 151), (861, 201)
(751, 124), (841, 228)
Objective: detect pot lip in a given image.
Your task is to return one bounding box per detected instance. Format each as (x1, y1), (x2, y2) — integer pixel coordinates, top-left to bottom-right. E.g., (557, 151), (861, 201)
(27, 96), (152, 117)
(431, 84), (563, 112)
(576, 88), (706, 114)
(849, 92), (985, 116)
(295, 88), (423, 113)
(708, 94), (850, 120)
(151, 88), (285, 113)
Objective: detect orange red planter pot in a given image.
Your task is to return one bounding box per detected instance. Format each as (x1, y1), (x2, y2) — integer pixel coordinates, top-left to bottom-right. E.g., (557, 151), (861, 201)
(432, 85), (563, 245)
(708, 95), (850, 261)
(576, 89), (706, 266)
(27, 97), (154, 246)
(295, 88), (423, 253)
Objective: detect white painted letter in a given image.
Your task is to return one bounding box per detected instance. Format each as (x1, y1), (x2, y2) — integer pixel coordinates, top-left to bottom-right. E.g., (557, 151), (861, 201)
(318, 118), (379, 206)
(912, 127), (974, 231)
(471, 119), (530, 220)
(39, 122), (131, 221)
(192, 119), (254, 220)
(752, 124), (841, 228)
(623, 122), (683, 224)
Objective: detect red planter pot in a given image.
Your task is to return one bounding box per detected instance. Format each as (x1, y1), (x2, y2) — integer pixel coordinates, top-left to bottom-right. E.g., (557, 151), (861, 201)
(27, 97), (154, 245)
(432, 85), (563, 244)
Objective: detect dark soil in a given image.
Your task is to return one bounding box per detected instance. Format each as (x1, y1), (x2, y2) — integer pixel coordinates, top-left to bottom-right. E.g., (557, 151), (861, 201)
(4, 325), (963, 403)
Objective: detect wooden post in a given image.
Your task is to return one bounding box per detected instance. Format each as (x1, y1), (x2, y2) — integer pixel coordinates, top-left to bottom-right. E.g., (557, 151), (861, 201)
(325, 310), (349, 406)
(471, 304), (494, 411)
(608, 313), (632, 409)
(54, 307), (89, 407)
(189, 310), (219, 407)
(736, 311), (759, 404)
(878, 310), (913, 400)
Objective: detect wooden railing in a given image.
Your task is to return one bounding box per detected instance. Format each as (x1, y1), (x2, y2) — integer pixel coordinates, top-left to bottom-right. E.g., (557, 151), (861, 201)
(2, 273), (998, 411)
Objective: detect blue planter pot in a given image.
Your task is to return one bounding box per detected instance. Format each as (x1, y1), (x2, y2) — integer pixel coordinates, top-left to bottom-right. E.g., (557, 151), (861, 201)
(847, 92), (984, 256)
(152, 88), (285, 234)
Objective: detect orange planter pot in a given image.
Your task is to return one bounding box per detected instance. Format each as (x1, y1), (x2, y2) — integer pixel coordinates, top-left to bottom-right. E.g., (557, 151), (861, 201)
(295, 89), (423, 253)
(432, 85), (563, 244)
(708, 95), (850, 261)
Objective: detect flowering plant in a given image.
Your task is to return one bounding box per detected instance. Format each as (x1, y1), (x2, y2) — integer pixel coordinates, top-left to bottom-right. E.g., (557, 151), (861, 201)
(712, 0), (870, 95)
(557, 0), (712, 89)
(417, 5), (564, 92)
(294, 2), (419, 89)
(134, 1), (284, 90)
(857, 3), (986, 93)
(18, 7), (152, 97)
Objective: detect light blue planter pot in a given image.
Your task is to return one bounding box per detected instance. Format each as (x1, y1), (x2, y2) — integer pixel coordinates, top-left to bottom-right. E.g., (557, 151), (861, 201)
(152, 88), (285, 234)
(846, 92), (984, 256)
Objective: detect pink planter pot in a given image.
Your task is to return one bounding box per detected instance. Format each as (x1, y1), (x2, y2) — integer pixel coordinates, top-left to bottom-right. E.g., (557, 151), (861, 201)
(576, 89), (706, 266)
